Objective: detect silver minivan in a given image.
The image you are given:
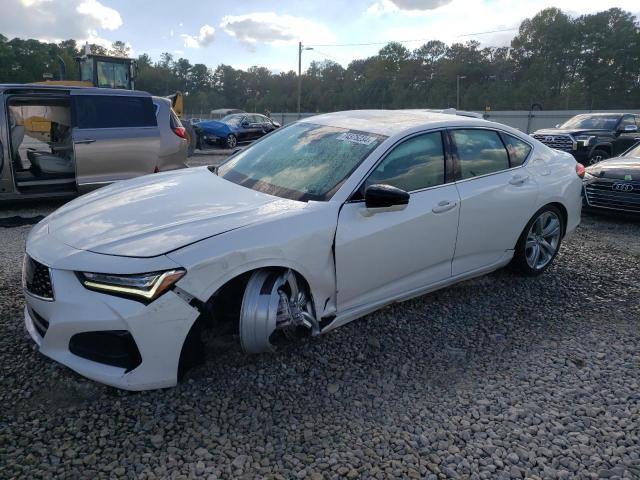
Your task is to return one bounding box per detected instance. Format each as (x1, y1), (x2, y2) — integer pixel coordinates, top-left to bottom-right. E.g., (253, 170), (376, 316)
(0, 85), (187, 201)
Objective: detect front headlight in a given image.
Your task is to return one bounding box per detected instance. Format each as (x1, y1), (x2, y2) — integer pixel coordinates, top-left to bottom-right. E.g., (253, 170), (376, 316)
(574, 135), (595, 147)
(77, 269), (185, 302)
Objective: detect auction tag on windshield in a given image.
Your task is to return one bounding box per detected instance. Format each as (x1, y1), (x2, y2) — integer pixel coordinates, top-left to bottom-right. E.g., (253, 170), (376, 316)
(337, 132), (377, 145)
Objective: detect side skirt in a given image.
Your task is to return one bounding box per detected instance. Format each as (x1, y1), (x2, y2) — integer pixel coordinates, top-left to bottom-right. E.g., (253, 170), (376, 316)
(322, 252), (513, 334)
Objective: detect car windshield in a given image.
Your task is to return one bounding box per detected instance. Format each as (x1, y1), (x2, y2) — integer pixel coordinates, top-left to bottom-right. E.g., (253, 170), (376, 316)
(560, 115), (621, 130)
(218, 122), (387, 201)
(622, 142), (640, 158)
(221, 114), (244, 126)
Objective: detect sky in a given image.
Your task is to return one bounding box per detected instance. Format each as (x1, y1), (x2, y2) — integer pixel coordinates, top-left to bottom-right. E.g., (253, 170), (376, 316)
(1, 0), (638, 72)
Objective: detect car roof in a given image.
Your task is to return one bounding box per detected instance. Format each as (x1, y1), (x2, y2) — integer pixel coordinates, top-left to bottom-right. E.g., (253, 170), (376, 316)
(572, 112), (629, 117)
(301, 109), (489, 136)
(152, 96), (171, 106)
(0, 84), (151, 96)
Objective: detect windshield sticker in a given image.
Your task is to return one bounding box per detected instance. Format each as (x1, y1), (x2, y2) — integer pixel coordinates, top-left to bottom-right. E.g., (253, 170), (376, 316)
(337, 132), (378, 145)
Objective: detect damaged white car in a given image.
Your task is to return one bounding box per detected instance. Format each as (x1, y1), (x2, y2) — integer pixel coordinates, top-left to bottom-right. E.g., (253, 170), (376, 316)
(23, 110), (583, 390)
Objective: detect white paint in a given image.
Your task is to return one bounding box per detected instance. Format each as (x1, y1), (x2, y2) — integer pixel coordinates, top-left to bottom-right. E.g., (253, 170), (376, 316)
(24, 110), (583, 390)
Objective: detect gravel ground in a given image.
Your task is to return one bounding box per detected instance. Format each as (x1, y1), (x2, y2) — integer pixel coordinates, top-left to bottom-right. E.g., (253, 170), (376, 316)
(0, 200), (639, 479)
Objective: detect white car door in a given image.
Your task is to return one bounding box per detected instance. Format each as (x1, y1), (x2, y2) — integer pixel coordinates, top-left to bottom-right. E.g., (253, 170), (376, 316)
(335, 131), (460, 313)
(449, 128), (539, 276)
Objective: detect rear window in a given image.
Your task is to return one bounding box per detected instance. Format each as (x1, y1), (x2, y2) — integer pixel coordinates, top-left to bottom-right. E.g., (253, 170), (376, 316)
(74, 95), (157, 129)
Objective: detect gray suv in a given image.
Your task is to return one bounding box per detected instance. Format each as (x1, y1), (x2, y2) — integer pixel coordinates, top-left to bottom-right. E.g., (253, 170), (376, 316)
(0, 85), (188, 201)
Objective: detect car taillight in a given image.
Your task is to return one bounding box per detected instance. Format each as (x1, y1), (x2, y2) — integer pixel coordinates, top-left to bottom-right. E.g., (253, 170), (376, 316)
(173, 126), (187, 139)
(575, 163), (586, 178)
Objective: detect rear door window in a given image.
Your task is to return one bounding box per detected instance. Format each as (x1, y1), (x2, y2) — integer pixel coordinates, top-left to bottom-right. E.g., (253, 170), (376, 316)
(73, 95), (157, 129)
(451, 129), (510, 180)
(500, 132), (532, 167)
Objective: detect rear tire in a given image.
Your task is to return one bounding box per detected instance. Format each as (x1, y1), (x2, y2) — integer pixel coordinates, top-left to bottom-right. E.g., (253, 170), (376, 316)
(226, 134), (237, 149)
(511, 205), (564, 276)
(588, 149), (610, 165)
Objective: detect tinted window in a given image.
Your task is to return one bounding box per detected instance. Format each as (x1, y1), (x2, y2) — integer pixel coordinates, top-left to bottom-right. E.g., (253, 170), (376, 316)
(366, 132), (445, 191)
(452, 129), (509, 179)
(501, 133), (532, 167)
(74, 96), (157, 129)
(620, 116), (635, 129)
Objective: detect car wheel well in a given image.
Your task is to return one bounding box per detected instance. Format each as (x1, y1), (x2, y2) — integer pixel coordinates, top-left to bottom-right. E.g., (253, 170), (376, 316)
(177, 266), (312, 380)
(591, 145), (611, 156)
(547, 202), (567, 237)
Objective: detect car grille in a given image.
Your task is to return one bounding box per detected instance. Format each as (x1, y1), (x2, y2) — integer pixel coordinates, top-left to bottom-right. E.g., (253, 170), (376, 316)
(28, 306), (50, 338)
(532, 134), (575, 151)
(23, 255), (54, 300)
(584, 179), (640, 214)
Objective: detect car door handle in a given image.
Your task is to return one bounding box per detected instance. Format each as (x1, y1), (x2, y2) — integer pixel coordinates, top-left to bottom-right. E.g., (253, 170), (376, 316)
(432, 200), (457, 214)
(509, 174), (529, 185)
(74, 139), (96, 145)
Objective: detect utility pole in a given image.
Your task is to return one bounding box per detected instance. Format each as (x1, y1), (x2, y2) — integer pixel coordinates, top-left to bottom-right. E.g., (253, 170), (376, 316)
(456, 75), (466, 110)
(297, 41), (302, 118)
(296, 42), (313, 118)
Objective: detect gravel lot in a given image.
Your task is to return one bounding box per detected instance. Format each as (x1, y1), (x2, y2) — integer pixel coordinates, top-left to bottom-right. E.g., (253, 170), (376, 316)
(1, 182), (639, 478)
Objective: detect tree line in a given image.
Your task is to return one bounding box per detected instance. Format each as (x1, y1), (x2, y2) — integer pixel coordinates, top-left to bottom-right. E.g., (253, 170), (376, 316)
(1, 7), (639, 114)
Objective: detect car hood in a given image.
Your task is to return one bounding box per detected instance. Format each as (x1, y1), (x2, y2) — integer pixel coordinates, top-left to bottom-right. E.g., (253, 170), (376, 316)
(533, 128), (610, 136)
(45, 168), (304, 258)
(586, 157), (640, 180)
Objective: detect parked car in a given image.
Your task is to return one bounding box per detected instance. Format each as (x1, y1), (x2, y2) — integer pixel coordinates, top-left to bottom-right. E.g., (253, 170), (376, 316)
(0, 84), (187, 201)
(583, 140), (640, 215)
(23, 110), (583, 390)
(532, 113), (640, 165)
(195, 113), (281, 149)
(152, 96), (189, 165)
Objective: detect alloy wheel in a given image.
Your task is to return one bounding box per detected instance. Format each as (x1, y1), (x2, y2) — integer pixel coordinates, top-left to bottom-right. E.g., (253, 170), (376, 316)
(525, 211), (562, 270)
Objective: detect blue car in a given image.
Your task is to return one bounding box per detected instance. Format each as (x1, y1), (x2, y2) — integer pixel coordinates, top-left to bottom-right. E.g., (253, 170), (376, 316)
(195, 113), (281, 149)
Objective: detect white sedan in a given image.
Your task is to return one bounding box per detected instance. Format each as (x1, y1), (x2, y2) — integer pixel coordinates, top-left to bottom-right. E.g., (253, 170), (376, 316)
(23, 110), (583, 390)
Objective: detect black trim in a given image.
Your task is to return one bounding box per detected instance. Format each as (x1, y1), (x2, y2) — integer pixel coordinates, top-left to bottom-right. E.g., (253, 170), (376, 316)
(442, 129), (456, 184)
(365, 184), (410, 208)
(444, 129), (462, 182)
(24, 256), (54, 300)
(28, 306), (50, 338)
(69, 330), (142, 371)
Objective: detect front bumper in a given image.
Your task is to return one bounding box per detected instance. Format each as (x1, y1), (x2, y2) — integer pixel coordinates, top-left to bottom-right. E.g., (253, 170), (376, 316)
(24, 266), (200, 391)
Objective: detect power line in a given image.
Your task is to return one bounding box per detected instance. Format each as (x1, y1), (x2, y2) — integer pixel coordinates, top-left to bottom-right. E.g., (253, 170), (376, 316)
(308, 49), (345, 63)
(306, 27), (518, 48)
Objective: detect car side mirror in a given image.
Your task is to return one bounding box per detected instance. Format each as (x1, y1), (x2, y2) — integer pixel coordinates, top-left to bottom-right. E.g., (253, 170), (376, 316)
(241, 121), (250, 127)
(555, 124), (560, 128)
(363, 184), (410, 213)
